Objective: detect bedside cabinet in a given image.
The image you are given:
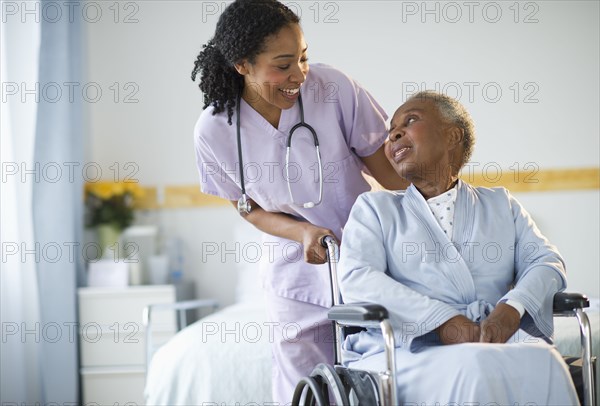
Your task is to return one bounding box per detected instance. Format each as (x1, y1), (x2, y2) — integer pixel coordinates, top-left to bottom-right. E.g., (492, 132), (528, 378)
(78, 285), (177, 405)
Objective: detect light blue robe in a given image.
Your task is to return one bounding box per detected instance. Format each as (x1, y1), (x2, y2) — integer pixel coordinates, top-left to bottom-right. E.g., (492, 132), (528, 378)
(339, 180), (580, 405)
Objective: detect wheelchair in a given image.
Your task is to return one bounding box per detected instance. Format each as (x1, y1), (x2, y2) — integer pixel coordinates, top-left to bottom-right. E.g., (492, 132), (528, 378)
(292, 237), (597, 406)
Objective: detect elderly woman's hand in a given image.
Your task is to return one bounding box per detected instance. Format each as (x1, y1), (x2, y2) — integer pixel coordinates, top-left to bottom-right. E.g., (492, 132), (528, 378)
(437, 315), (480, 345)
(479, 303), (521, 344)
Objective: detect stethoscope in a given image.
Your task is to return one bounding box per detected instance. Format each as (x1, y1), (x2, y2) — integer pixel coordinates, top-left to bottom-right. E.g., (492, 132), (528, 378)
(236, 92), (323, 215)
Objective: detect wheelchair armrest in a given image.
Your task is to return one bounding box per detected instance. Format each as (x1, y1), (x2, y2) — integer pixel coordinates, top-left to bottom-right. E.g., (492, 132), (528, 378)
(329, 294), (590, 320)
(553, 292), (589, 313)
(328, 303), (398, 405)
(328, 302), (389, 324)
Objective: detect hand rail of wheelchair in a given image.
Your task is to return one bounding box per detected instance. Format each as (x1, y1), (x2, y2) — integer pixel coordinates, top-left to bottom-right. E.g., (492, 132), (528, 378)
(329, 293), (590, 322)
(328, 303), (389, 324)
(551, 292), (595, 406)
(553, 292), (589, 313)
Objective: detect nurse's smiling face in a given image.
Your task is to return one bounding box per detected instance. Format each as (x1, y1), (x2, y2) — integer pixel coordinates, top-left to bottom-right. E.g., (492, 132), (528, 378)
(235, 23), (309, 125)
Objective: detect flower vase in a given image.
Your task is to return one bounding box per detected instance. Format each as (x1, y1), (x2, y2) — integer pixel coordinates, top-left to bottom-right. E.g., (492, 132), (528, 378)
(97, 223), (121, 259)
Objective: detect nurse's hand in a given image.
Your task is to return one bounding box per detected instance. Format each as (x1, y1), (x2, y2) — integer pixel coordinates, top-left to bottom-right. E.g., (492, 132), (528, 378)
(301, 224), (337, 264)
(437, 315), (480, 345)
(479, 303), (520, 344)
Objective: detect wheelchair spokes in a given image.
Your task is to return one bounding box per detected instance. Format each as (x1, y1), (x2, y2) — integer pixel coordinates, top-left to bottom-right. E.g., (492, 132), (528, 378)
(292, 363), (385, 406)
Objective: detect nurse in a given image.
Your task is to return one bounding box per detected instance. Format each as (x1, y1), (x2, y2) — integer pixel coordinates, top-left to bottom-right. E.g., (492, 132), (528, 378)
(191, 0), (406, 401)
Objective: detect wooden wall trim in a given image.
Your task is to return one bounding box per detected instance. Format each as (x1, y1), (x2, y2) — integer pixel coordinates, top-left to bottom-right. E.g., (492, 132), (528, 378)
(135, 167), (599, 209)
(462, 167), (599, 193)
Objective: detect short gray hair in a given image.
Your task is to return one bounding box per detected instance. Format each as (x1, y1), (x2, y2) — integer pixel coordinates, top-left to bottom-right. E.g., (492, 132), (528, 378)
(407, 91), (476, 169)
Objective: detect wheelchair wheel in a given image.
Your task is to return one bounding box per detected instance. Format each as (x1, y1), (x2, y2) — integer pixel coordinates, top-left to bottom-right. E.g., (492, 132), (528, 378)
(335, 367), (380, 405)
(292, 376), (329, 406)
(292, 363), (350, 406)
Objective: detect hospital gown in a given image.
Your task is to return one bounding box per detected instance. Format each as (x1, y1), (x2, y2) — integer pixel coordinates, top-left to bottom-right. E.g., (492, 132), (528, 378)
(339, 180), (580, 405)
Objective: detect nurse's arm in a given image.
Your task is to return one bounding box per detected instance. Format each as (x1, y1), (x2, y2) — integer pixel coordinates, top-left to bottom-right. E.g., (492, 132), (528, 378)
(228, 200), (334, 265)
(360, 145), (409, 190)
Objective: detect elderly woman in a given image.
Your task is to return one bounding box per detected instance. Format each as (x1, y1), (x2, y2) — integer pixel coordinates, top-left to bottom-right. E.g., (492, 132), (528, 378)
(338, 91), (580, 405)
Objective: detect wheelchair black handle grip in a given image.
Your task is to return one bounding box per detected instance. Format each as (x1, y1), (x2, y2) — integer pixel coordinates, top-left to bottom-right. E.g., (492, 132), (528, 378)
(553, 292), (589, 312)
(328, 303), (389, 322)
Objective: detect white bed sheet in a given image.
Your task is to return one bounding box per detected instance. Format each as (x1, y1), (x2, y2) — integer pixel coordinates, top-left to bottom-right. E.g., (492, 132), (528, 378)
(144, 299), (272, 405)
(145, 298), (599, 405)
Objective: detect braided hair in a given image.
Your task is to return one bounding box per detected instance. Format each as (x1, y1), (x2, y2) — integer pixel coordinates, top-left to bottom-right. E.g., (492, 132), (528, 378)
(191, 0), (300, 124)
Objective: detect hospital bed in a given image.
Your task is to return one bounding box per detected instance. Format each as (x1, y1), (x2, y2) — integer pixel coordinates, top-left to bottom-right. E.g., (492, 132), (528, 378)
(143, 232), (599, 405)
(144, 223), (273, 404)
(144, 299), (273, 404)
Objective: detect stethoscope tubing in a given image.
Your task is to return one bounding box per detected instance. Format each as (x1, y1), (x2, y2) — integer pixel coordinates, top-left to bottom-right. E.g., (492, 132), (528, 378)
(236, 94), (253, 214)
(236, 92), (324, 214)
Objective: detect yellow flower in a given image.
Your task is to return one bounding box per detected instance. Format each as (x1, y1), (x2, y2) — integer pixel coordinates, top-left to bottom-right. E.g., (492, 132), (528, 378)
(84, 180), (145, 230)
(84, 181), (146, 201)
(111, 182), (125, 196)
(92, 182), (115, 200)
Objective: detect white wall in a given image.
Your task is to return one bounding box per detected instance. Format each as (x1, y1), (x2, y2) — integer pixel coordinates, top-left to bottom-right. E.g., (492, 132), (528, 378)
(85, 1), (600, 306)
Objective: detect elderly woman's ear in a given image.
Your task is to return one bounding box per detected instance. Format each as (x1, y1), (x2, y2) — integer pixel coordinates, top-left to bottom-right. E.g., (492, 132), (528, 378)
(446, 126), (465, 150)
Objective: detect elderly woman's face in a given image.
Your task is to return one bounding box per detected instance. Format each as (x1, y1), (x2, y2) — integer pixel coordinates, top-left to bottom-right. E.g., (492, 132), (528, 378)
(384, 98), (453, 182)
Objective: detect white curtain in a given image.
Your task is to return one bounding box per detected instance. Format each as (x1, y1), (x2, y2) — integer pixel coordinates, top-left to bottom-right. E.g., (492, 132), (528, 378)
(1, 0), (82, 402)
(1, 6), (43, 402)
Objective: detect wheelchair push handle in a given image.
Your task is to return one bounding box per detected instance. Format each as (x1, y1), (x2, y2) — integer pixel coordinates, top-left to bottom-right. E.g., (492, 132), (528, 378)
(319, 235), (341, 308)
(320, 235), (337, 248)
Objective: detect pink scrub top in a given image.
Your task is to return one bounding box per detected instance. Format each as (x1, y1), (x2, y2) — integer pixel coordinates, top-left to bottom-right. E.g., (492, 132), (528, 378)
(194, 64), (388, 307)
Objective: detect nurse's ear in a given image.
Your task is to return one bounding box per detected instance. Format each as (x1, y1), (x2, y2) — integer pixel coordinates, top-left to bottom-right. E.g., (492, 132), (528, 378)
(234, 60), (250, 75)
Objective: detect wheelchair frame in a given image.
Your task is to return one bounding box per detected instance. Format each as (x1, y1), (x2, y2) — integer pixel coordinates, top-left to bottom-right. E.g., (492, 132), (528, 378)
(293, 237), (596, 406)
